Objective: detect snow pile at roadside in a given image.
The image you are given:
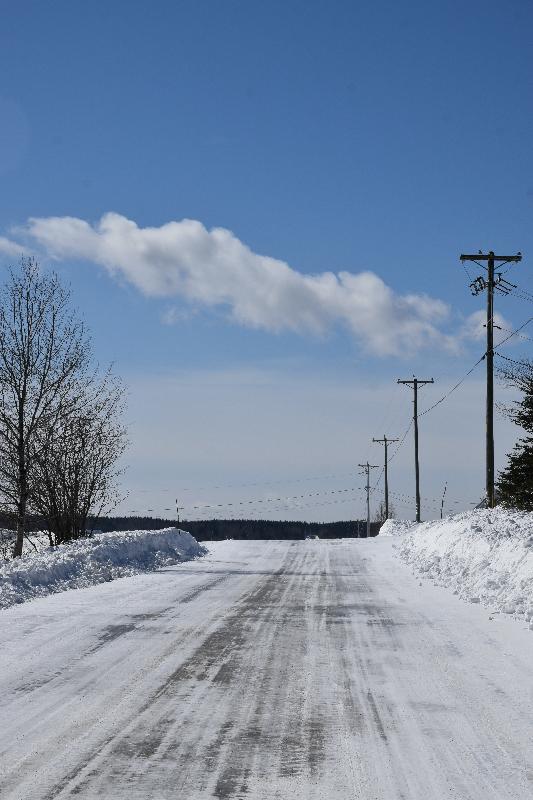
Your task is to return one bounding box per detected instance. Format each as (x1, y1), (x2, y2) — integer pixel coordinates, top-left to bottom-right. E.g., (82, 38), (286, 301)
(396, 508), (533, 624)
(0, 528), (206, 609)
(379, 518), (417, 537)
(1, 530), (51, 560)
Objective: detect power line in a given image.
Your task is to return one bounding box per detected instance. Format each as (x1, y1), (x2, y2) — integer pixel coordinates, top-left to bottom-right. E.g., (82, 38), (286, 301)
(125, 470), (358, 495)
(493, 317), (533, 350)
(191, 491), (366, 519)
(509, 281), (533, 301)
(371, 418), (413, 495)
(494, 351), (528, 367)
(126, 347), (496, 520)
(418, 356), (485, 418)
(182, 472), (356, 493)
(493, 324), (533, 343)
(185, 485), (360, 513)
(121, 488), (367, 520)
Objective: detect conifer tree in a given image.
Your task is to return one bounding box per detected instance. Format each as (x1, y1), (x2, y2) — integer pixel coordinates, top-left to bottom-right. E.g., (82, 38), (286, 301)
(497, 358), (533, 510)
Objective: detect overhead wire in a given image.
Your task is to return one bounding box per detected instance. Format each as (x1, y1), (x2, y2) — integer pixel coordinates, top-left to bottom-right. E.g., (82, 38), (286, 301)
(186, 485), (359, 512)
(370, 418), (413, 495)
(461, 259), (474, 282)
(418, 355), (486, 418)
(369, 349), (494, 501)
(506, 287), (533, 305)
(493, 316), (533, 349)
(513, 284), (533, 299)
(123, 289), (532, 521)
(494, 351), (528, 367)
(369, 296), (533, 512)
(494, 325), (533, 343)
(183, 490), (366, 520)
(124, 470), (359, 497)
(122, 482), (370, 520)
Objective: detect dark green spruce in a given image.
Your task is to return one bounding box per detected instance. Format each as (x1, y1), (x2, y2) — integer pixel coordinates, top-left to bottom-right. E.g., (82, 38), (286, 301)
(497, 359), (533, 510)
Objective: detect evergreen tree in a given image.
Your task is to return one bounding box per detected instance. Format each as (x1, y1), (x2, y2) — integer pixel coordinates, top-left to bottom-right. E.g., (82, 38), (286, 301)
(497, 359), (533, 509)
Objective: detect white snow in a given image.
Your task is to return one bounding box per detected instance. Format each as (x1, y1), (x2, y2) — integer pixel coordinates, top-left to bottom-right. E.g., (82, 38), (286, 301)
(394, 508), (533, 624)
(0, 529), (51, 560)
(1, 538), (532, 799)
(378, 518), (416, 537)
(0, 527), (205, 609)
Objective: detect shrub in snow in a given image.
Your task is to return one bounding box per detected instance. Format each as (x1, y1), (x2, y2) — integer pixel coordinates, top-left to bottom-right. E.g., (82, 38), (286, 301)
(395, 508), (533, 624)
(0, 528), (206, 609)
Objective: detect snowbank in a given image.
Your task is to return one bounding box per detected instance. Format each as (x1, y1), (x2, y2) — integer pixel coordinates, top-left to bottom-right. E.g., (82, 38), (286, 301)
(379, 518), (416, 537)
(1, 529), (51, 560)
(0, 528), (206, 610)
(395, 508), (533, 624)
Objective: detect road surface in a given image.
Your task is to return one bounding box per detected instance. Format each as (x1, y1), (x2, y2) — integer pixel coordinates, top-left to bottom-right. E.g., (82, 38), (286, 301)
(1, 538), (532, 799)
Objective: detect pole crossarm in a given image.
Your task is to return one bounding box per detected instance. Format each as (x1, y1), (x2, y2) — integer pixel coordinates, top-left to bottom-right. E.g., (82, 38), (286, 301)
(460, 252), (521, 263)
(397, 379), (434, 387)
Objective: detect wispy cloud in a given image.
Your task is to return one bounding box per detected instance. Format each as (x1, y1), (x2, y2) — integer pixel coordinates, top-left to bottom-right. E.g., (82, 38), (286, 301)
(8, 212), (455, 356)
(0, 235), (27, 258)
(460, 309), (511, 346)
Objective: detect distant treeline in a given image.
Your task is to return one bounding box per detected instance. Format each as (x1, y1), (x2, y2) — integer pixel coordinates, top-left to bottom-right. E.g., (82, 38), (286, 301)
(0, 511), (381, 540)
(91, 516), (382, 539)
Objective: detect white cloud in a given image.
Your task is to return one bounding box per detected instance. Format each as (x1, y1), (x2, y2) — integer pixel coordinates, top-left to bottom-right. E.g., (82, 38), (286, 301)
(160, 306), (198, 326)
(460, 309), (513, 347)
(17, 212), (454, 356)
(0, 235), (26, 258)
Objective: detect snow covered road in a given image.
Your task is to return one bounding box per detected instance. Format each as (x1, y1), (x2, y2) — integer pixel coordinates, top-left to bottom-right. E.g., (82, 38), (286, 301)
(1, 538), (532, 799)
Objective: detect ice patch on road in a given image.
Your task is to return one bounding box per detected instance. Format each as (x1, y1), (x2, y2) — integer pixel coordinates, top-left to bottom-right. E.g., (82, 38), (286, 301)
(395, 508), (533, 624)
(0, 528), (206, 610)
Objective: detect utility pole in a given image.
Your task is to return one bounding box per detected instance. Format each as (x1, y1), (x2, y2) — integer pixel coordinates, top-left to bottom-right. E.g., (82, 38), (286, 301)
(372, 435), (399, 519)
(459, 251), (522, 507)
(397, 378), (434, 522)
(440, 482), (447, 519)
(175, 498), (185, 526)
(358, 462), (378, 537)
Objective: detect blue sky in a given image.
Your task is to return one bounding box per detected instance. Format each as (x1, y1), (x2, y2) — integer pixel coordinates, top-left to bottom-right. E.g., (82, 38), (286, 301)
(1, 0), (532, 521)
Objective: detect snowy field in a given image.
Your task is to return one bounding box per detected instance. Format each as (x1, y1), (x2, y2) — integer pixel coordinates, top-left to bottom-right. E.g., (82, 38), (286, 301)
(384, 509), (533, 626)
(0, 528), (205, 609)
(0, 536), (532, 799)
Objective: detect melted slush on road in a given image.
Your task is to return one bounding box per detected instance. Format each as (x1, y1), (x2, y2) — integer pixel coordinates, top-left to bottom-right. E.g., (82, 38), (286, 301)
(1, 538), (532, 799)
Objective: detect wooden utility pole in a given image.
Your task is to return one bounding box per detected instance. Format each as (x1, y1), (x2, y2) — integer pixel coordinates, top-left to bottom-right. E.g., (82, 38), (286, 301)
(440, 482), (447, 519)
(459, 251), (522, 507)
(397, 378), (434, 522)
(358, 462), (378, 537)
(372, 435), (399, 519)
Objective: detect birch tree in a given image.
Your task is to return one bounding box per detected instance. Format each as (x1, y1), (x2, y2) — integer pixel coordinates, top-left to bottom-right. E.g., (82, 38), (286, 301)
(0, 259), (89, 557)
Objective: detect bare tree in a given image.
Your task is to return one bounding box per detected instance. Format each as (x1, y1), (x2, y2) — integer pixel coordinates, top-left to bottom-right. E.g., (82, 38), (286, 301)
(30, 372), (128, 545)
(0, 259), (89, 557)
(374, 500), (396, 522)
